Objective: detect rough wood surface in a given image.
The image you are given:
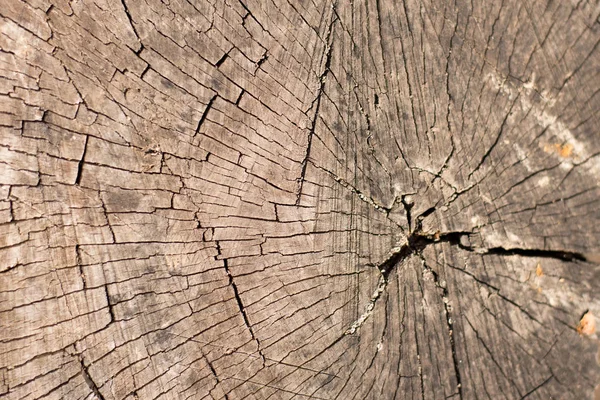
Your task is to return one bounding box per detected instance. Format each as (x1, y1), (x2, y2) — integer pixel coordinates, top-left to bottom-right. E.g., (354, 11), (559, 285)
(1, 0), (600, 399)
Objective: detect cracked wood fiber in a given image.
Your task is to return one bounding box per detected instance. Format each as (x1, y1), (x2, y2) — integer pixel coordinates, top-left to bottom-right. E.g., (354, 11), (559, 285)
(1, 0), (600, 399)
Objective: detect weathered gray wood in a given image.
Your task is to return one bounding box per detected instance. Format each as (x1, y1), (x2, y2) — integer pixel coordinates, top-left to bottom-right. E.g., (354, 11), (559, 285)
(1, 0), (599, 398)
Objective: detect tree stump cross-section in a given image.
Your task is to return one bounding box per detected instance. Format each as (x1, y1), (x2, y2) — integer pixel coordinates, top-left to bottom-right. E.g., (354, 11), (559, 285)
(1, 0), (600, 399)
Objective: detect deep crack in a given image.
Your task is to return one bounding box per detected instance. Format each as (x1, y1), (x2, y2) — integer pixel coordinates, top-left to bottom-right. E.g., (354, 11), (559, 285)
(74, 135), (88, 185)
(296, 6), (337, 205)
(216, 241), (266, 367)
(80, 358), (106, 400)
(343, 224), (593, 337)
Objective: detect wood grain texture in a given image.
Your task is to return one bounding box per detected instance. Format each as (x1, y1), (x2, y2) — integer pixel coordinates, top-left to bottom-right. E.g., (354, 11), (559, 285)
(1, 0), (599, 398)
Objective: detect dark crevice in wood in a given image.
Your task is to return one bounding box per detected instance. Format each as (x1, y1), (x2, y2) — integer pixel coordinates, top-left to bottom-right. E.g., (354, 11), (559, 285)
(139, 63), (150, 78)
(427, 229), (591, 263)
(99, 196), (116, 243)
(79, 358), (106, 400)
(480, 246), (589, 262)
(346, 213), (592, 337)
(216, 241), (266, 367)
(256, 52), (268, 68)
(204, 352), (230, 400)
(135, 43), (145, 57)
(194, 95), (217, 138)
(296, 8), (337, 206)
(215, 52), (229, 68)
(312, 163), (393, 216)
(7, 186), (14, 222)
(519, 374), (554, 399)
(74, 135), (88, 185)
(401, 195), (414, 231)
(75, 244), (86, 289)
(420, 230), (591, 264)
(119, 0), (142, 49)
(415, 206), (438, 227)
(235, 89), (245, 105)
(421, 256), (462, 398)
(103, 285), (115, 323)
(193, 212), (202, 229)
(237, 0), (266, 33)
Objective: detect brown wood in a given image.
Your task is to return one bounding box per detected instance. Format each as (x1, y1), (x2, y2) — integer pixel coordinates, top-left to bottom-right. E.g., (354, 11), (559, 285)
(1, 0), (600, 398)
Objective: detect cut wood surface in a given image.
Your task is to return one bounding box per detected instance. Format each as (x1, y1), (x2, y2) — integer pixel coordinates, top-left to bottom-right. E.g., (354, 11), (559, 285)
(1, 0), (600, 398)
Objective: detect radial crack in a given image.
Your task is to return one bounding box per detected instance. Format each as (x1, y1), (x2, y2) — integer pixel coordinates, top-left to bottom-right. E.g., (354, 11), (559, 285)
(204, 352), (230, 400)
(194, 95), (217, 138)
(74, 135), (88, 185)
(216, 241), (266, 367)
(118, 0), (142, 53)
(420, 256), (462, 398)
(343, 220), (593, 337)
(296, 6), (337, 205)
(80, 358), (106, 400)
